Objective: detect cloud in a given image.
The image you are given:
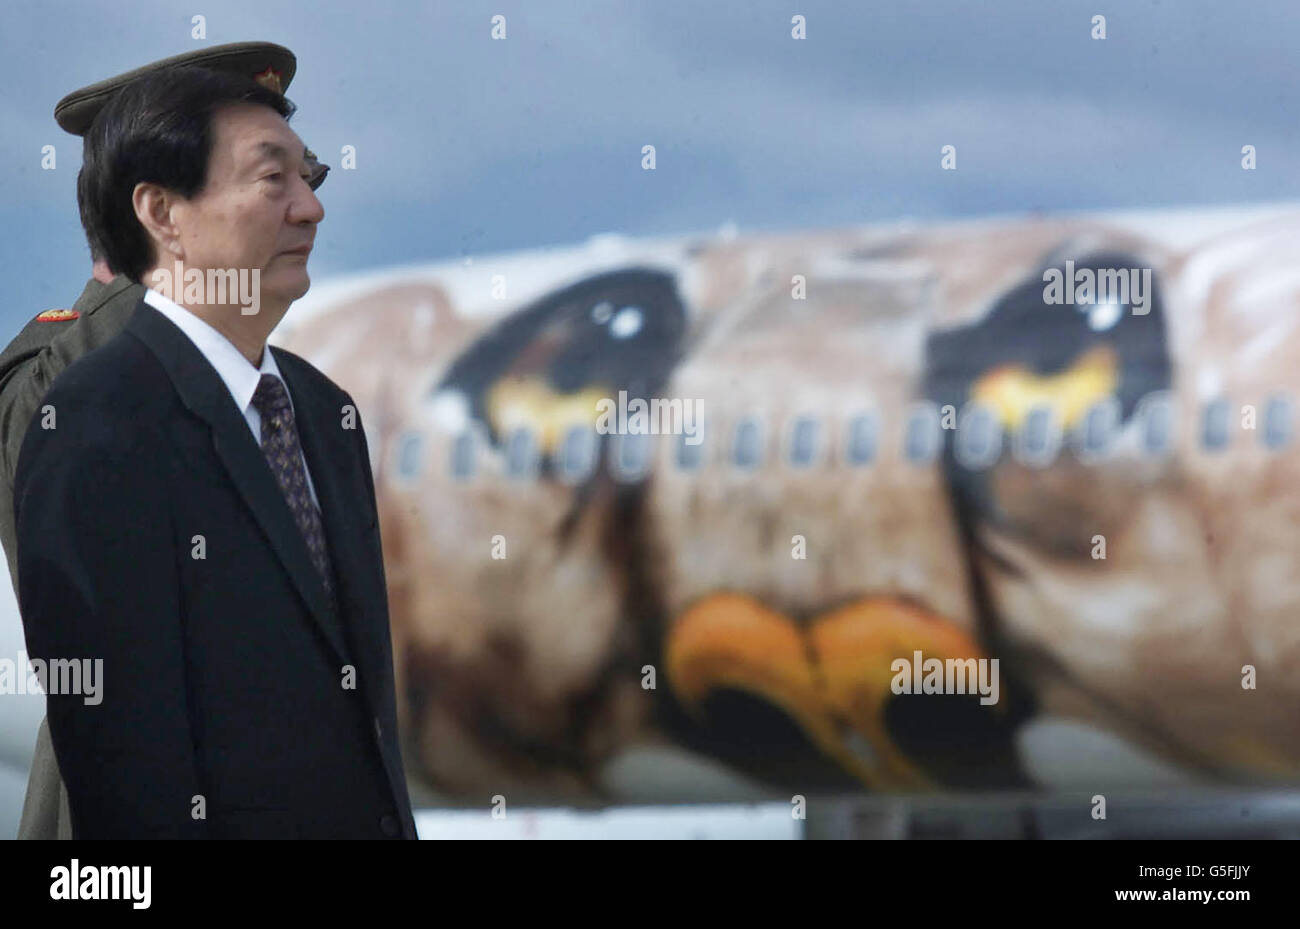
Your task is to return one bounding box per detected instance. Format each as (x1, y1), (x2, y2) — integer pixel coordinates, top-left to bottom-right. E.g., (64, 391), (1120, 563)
(2, 0), (1298, 330)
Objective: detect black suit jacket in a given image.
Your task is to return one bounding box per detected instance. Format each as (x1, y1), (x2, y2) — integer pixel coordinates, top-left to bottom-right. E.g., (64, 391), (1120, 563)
(13, 300), (417, 839)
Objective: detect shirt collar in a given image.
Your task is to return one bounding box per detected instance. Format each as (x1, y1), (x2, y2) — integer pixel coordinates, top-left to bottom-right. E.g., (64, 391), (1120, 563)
(142, 287), (284, 417)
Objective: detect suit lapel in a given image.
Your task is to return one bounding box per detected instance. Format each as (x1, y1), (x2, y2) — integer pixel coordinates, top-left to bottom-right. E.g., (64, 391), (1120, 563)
(125, 302), (354, 667)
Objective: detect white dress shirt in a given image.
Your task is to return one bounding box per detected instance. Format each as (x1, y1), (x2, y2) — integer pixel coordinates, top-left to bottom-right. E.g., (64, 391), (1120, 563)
(143, 288), (320, 508)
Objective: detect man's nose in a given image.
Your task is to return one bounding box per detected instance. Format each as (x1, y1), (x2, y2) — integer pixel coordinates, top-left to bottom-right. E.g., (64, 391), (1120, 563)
(290, 178), (325, 225)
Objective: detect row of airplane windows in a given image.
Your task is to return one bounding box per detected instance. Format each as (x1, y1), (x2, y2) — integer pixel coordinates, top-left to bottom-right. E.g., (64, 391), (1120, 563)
(391, 393), (1296, 482)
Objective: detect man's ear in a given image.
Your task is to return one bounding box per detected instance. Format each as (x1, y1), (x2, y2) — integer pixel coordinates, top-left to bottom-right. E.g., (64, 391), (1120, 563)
(132, 182), (183, 261)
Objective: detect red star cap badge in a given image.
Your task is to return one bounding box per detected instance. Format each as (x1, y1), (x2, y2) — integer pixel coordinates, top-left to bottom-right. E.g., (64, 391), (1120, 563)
(252, 67), (284, 94)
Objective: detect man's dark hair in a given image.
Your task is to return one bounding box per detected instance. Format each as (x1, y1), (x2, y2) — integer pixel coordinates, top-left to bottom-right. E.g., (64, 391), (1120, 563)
(77, 66), (295, 282)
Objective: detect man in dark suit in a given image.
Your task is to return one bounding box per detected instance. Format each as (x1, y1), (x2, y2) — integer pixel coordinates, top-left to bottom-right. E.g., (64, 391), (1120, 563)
(13, 64), (416, 838)
(0, 40), (328, 841)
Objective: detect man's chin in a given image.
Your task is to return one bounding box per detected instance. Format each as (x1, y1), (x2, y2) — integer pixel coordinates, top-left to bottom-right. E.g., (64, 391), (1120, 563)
(262, 270), (311, 308)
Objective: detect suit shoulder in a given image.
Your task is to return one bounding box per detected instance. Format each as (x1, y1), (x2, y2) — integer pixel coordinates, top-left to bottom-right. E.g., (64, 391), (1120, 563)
(271, 346), (353, 404)
(42, 328), (168, 419)
(16, 333), (166, 482)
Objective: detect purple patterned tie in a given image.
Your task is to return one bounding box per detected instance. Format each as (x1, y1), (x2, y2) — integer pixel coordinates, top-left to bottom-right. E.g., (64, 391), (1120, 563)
(250, 373), (337, 611)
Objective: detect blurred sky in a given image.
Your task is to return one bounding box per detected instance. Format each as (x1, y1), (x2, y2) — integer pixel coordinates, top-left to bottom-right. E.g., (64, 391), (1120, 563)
(0, 0), (1297, 333)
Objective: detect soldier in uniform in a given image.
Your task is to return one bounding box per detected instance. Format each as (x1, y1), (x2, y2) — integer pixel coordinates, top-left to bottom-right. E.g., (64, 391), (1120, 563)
(0, 41), (328, 839)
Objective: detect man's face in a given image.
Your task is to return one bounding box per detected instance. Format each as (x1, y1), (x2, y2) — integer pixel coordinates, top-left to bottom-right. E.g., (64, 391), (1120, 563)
(171, 103), (324, 310)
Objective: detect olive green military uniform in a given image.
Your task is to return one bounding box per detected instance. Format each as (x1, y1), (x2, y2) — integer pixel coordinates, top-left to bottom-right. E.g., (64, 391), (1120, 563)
(0, 276), (143, 839)
(0, 278), (143, 583)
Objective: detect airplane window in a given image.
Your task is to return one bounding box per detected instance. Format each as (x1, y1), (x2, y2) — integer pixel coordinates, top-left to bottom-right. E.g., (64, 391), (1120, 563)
(845, 412), (877, 466)
(677, 427), (705, 471)
(1201, 397), (1231, 452)
(1136, 393), (1174, 455)
(450, 431), (477, 481)
(395, 431), (424, 480)
(610, 432), (653, 483)
(558, 425), (597, 484)
(1013, 405), (1061, 468)
(954, 403), (1002, 470)
(732, 417), (764, 470)
(1074, 397), (1120, 460)
(788, 416), (820, 468)
(1263, 393), (1293, 449)
(505, 426), (539, 480)
(904, 403), (940, 464)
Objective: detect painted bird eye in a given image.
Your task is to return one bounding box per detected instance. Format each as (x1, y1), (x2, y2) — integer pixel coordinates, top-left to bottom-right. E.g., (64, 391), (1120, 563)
(433, 267), (687, 464)
(609, 306), (644, 339)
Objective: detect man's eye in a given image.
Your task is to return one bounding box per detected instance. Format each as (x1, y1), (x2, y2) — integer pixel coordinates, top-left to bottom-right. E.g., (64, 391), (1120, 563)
(263, 172), (284, 182)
